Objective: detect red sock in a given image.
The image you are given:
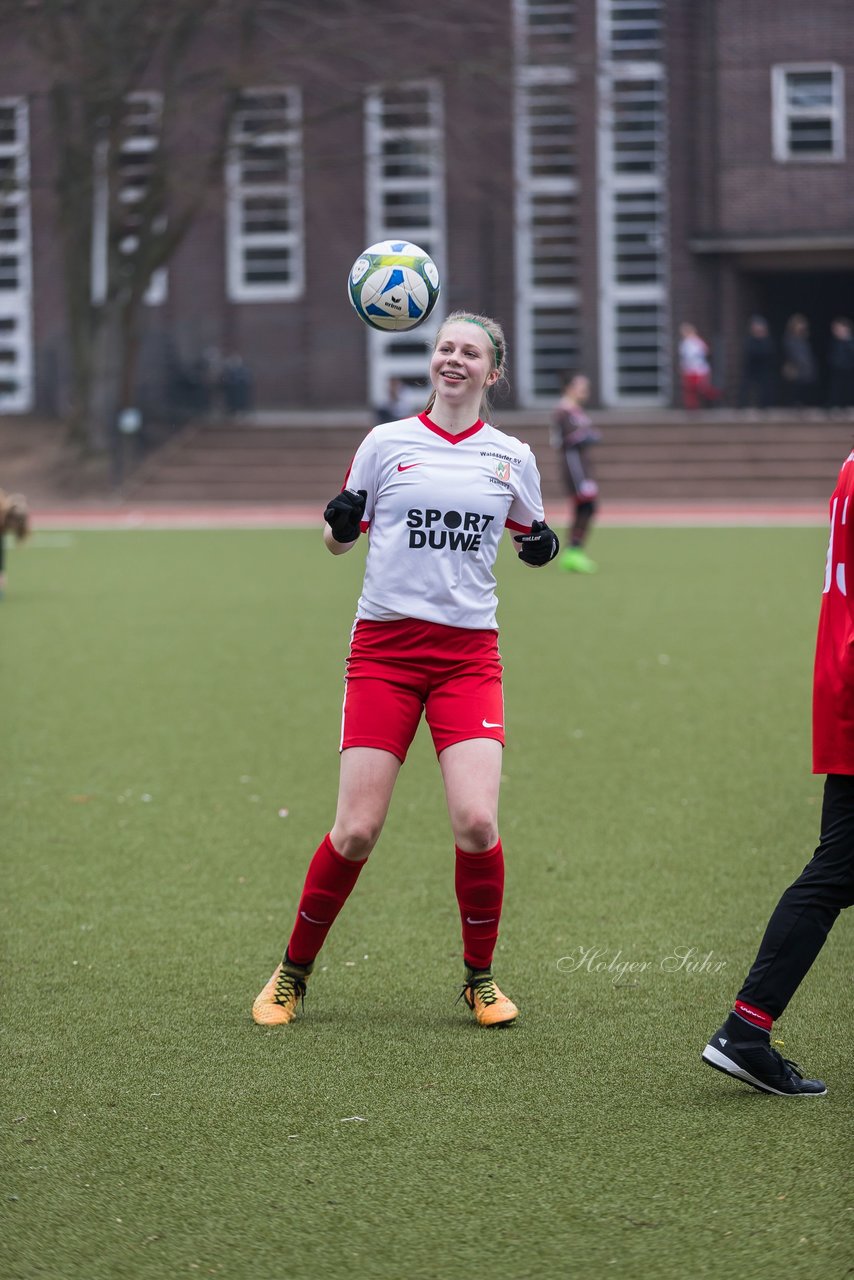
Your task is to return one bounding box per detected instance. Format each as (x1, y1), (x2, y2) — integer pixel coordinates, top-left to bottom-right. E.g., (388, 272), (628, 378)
(455, 840), (504, 971)
(286, 834), (366, 967)
(734, 1000), (773, 1032)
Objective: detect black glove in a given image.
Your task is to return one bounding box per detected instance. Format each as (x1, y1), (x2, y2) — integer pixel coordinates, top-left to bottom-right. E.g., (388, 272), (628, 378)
(324, 488), (367, 543)
(514, 519), (559, 566)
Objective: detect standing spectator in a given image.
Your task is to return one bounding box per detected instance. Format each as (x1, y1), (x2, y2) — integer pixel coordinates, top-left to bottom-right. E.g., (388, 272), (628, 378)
(251, 311), (559, 1031)
(781, 314), (817, 408)
(184, 349), (220, 416)
(0, 490), (30, 600)
(738, 316), (776, 410)
(551, 373), (600, 574)
(219, 353), (253, 415)
(827, 317), (854, 411)
(678, 322), (719, 410)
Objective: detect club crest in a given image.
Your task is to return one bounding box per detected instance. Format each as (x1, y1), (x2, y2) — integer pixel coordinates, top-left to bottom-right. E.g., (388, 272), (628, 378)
(494, 460), (511, 483)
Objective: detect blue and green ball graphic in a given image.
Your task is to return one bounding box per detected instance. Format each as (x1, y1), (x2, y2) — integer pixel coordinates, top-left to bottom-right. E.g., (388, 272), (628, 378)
(348, 240), (441, 331)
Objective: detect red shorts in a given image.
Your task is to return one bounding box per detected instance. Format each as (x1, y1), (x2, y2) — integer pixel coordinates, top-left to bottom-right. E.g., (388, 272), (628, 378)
(340, 618), (505, 762)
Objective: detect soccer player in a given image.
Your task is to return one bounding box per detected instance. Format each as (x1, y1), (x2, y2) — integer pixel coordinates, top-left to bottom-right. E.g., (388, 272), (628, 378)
(550, 373), (601, 574)
(0, 490), (29, 600)
(253, 312), (559, 1029)
(702, 450), (854, 1096)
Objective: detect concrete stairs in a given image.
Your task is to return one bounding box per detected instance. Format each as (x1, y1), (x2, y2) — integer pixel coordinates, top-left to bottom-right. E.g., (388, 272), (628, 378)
(126, 410), (854, 504)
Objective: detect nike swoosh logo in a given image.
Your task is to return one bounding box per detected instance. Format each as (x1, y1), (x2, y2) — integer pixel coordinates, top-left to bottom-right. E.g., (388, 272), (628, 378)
(300, 910), (329, 925)
(397, 462), (420, 471)
(482, 719), (503, 728)
(466, 916), (496, 925)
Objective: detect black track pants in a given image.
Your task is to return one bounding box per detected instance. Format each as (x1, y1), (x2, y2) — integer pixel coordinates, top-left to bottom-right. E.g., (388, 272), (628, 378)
(737, 773), (854, 1019)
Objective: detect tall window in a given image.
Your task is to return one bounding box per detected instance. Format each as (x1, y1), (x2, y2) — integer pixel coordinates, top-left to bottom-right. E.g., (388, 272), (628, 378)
(514, 0), (580, 403)
(225, 88), (304, 301)
(364, 81), (445, 411)
(597, 0), (670, 405)
(0, 98), (33, 412)
(524, 1), (577, 66)
(92, 93), (167, 305)
(772, 65), (845, 162)
(608, 1), (663, 60)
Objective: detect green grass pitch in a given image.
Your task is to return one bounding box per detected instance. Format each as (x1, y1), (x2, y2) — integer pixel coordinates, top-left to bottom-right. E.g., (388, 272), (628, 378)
(2, 524), (851, 1280)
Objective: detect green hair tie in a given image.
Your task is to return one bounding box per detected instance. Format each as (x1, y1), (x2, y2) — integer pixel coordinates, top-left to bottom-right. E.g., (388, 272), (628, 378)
(464, 319), (503, 369)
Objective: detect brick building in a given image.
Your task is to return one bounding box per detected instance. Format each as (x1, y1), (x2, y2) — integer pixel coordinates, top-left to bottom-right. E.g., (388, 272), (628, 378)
(0, 0), (851, 419)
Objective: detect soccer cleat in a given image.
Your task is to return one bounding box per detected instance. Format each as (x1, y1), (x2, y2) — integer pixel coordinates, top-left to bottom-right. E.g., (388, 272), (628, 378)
(458, 968), (519, 1027)
(701, 1015), (827, 1096)
(252, 958), (311, 1026)
(559, 547), (597, 574)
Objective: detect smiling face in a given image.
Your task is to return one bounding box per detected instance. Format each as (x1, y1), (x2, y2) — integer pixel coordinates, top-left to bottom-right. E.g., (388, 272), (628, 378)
(429, 322), (500, 407)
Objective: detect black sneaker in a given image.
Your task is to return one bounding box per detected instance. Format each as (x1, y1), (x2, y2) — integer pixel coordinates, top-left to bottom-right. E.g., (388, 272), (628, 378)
(701, 1013), (827, 1096)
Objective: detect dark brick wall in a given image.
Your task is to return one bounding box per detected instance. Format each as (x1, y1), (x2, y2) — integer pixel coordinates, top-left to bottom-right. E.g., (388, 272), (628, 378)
(667, 2), (719, 390)
(667, 0), (854, 401)
(572, 1), (601, 400)
(15, 0), (518, 415)
(9, 1), (854, 416)
(711, 0), (853, 236)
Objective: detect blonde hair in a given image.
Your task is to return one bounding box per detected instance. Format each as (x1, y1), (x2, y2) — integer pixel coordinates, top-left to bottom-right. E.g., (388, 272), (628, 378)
(0, 490), (29, 541)
(424, 311), (509, 422)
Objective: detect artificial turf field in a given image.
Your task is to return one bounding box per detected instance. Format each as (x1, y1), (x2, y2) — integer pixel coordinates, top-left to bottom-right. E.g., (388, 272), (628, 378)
(2, 523), (851, 1280)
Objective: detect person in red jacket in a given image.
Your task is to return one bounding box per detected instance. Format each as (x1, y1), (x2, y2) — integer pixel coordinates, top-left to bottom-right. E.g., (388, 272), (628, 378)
(702, 452), (854, 1095)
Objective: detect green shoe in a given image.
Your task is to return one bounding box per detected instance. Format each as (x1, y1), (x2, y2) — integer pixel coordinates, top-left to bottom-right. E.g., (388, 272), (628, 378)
(560, 547), (597, 574)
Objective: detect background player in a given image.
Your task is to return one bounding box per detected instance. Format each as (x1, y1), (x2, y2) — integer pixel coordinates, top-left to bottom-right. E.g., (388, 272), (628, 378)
(253, 312), (559, 1030)
(702, 449), (854, 1095)
(551, 373), (600, 574)
(0, 490), (30, 600)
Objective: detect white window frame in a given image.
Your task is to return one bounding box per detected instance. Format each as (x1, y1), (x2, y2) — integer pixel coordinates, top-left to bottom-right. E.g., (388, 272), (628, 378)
(513, 0), (581, 406)
(606, 0), (663, 60)
(363, 80), (446, 412)
(0, 97), (34, 412)
(225, 86), (304, 303)
(772, 64), (845, 163)
(597, 0), (670, 407)
(522, 0), (577, 64)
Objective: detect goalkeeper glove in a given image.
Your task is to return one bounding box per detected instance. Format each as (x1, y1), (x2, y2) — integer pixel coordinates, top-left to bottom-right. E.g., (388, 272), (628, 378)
(324, 488), (367, 543)
(513, 519), (559, 566)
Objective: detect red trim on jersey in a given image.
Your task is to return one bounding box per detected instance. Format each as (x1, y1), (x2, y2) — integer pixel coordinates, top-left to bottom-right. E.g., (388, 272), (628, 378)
(338, 454), (371, 530)
(418, 412), (484, 444)
(505, 518), (530, 533)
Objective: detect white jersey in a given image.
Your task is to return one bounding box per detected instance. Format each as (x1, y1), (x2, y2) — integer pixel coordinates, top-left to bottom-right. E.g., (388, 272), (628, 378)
(679, 334), (710, 375)
(343, 412), (546, 631)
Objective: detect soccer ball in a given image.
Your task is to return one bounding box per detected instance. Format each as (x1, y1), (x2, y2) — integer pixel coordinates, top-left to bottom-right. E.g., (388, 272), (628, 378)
(348, 241), (440, 332)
